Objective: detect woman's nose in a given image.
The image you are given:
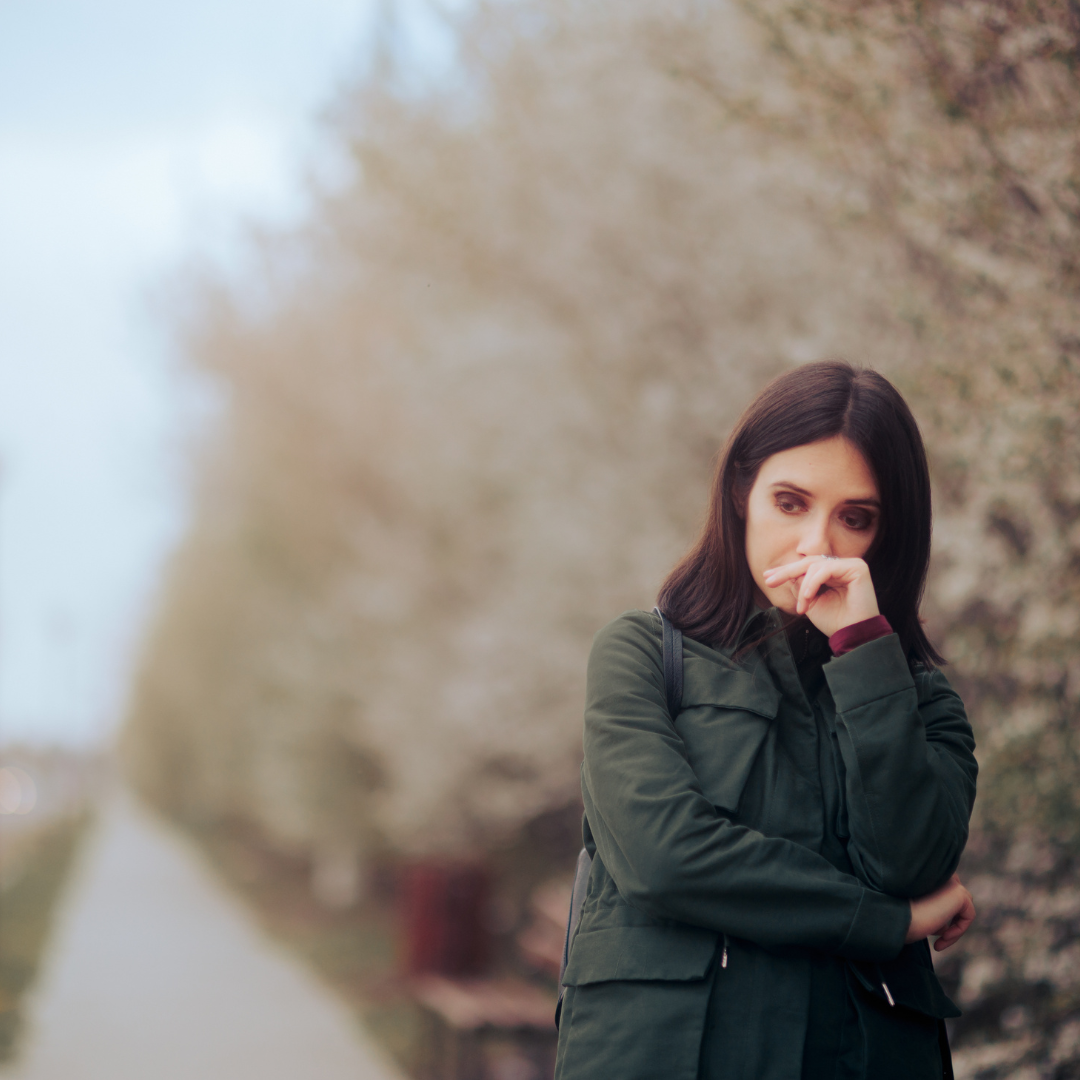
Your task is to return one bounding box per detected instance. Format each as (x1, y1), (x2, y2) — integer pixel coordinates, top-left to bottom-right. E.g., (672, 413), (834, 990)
(796, 514), (834, 558)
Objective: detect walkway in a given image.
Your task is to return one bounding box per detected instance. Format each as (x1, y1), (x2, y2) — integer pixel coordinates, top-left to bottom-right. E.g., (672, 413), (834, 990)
(2, 793), (404, 1080)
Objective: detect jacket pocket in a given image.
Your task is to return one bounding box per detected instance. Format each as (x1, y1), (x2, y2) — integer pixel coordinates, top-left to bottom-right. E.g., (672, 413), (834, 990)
(562, 923), (718, 985)
(675, 662), (780, 814)
(848, 942), (961, 1019)
(556, 925), (718, 1080)
(844, 946), (958, 1080)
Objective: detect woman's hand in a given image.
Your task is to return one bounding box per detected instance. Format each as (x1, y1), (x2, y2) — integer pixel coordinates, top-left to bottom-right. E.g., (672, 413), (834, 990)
(762, 555), (879, 638)
(906, 873), (976, 951)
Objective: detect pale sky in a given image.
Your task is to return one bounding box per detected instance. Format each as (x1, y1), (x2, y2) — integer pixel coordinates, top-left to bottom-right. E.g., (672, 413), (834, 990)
(0, 0), (455, 746)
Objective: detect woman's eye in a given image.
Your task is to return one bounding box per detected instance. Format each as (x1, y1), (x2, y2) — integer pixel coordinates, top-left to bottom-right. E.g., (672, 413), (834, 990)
(776, 496), (803, 513)
(841, 512), (872, 531)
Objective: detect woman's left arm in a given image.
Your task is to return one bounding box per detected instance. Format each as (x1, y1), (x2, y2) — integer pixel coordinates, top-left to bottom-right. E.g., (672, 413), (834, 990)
(824, 634), (978, 899)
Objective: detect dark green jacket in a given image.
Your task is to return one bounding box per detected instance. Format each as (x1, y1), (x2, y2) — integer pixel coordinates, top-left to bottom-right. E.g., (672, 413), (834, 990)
(555, 609), (977, 1080)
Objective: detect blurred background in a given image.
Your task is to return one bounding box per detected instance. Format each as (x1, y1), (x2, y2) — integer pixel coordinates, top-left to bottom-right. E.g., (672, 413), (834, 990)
(1, 1), (1078, 1078)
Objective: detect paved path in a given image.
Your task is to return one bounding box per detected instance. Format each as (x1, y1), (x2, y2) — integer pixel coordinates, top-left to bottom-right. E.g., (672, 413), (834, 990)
(3, 793), (403, 1080)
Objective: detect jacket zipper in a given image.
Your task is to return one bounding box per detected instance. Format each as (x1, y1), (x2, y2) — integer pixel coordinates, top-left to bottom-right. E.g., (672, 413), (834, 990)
(721, 934), (729, 969)
(881, 979), (895, 1006)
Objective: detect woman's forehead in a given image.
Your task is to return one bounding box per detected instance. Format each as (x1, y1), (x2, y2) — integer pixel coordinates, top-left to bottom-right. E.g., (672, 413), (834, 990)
(756, 437), (879, 498)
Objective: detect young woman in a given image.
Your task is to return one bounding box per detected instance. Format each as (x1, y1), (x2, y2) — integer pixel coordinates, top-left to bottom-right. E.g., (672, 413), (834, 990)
(554, 362), (977, 1080)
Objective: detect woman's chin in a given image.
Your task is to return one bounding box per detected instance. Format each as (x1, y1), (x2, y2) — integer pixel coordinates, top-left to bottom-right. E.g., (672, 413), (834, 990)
(754, 583), (798, 615)
(766, 590), (799, 615)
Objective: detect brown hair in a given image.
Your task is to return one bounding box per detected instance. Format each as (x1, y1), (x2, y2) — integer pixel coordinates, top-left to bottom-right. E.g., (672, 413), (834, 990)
(657, 360), (943, 668)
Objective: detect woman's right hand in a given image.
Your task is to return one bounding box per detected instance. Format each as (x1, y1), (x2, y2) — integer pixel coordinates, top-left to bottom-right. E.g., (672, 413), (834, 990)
(906, 873), (975, 951)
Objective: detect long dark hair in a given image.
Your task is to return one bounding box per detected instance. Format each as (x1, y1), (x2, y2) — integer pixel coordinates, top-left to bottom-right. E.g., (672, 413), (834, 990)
(657, 360), (944, 668)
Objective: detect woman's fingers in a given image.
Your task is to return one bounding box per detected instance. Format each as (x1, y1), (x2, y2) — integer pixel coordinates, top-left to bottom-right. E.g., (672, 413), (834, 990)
(959, 891), (976, 928)
(762, 557), (879, 634)
(940, 893), (977, 949)
(929, 887), (976, 951)
(796, 562), (838, 614)
(794, 560), (855, 615)
(762, 558), (838, 614)
(933, 915), (966, 950)
(764, 556), (856, 590)
(935, 932), (963, 951)
(907, 878), (977, 946)
(933, 916), (970, 951)
(794, 566), (822, 615)
(762, 557), (816, 588)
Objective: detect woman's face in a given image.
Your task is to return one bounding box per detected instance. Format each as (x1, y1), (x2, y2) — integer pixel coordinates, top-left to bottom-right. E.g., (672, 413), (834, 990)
(744, 435), (881, 614)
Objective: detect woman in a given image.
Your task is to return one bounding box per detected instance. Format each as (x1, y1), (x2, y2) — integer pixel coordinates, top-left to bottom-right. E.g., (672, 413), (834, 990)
(554, 362), (977, 1080)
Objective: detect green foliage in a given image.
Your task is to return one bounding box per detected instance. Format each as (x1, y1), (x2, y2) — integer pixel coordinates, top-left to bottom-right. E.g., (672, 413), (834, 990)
(127, 0), (1080, 855)
(126, 0), (864, 857)
(720, 0), (1080, 844)
(122, 1), (1080, 1065)
(0, 814), (91, 1062)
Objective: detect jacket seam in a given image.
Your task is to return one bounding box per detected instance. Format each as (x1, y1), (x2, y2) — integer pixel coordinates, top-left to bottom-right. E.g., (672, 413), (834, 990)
(838, 889), (869, 955)
(830, 682), (915, 716)
(841, 714), (886, 878)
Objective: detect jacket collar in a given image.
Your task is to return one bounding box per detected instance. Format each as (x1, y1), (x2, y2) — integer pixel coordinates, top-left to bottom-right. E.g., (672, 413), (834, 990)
(707, 605), (783, 665)
(735, 604), (783, 649)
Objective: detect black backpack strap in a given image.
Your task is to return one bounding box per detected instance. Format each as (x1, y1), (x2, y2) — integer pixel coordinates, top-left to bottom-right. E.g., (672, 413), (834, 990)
(654, 606), (683, 717)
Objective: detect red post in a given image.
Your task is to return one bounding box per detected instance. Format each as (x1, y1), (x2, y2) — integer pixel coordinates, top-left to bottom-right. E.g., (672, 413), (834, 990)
(402, 861), (491, 976)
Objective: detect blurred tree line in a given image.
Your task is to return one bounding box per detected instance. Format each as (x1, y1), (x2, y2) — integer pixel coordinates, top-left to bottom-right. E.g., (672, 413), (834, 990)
(124, 1), (1079, 1072)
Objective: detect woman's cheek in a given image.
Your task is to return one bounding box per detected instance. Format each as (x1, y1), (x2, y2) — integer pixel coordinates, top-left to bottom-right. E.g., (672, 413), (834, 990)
(777, 587), (799, 613)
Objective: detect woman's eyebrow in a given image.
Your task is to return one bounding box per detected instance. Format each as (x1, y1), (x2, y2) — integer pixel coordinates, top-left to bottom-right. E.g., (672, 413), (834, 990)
(769, 481), (880, 508)
(769, 481), (813, 496)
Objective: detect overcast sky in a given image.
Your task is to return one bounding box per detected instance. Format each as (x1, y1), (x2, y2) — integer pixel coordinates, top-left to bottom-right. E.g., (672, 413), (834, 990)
(0, 0), (455, 746)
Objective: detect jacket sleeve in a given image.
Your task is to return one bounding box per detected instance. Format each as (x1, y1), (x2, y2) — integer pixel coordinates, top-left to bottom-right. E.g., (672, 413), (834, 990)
(582, 612), (911, 963)
(823, 633), (978, 899)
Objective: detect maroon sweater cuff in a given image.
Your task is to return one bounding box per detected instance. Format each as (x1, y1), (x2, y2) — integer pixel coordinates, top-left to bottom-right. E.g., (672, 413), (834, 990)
(828, 615), (893, 657)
